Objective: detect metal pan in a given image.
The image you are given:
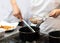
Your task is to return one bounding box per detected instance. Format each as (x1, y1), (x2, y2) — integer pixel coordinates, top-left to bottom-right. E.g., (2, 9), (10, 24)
(19, 26), (40, 42)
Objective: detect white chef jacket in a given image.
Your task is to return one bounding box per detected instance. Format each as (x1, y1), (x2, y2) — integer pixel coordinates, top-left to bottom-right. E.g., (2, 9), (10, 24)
(0, 0), (32, 24)
(0, 0), (19, 22)
(0, 0), (12, 21)
(31, 0), (60, 34)
(32, 0), (60, 18)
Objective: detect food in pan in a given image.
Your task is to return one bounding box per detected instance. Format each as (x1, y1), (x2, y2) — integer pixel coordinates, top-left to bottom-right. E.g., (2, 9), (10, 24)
(29, 17), (43, 24)
(0, 25), (14, 30)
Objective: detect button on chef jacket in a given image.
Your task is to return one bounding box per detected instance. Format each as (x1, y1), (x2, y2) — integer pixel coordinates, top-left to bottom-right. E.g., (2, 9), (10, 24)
(0, 0), (32, 24)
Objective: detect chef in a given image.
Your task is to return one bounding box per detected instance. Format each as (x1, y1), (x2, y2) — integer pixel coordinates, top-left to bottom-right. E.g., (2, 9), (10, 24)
(30, 0), (60, 34)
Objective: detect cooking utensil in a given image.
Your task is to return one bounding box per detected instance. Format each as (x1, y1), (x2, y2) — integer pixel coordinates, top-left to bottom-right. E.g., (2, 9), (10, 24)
(49, 31), (60, 43)
(22, 20), (35, 32)
(19, 26), (40, 42)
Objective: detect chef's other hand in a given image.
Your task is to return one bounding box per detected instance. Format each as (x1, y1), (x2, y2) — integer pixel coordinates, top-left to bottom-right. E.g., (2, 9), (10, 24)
(49, 9), (60, 18)
(13, 12), (23, 22)
(29, 17), (43, 24)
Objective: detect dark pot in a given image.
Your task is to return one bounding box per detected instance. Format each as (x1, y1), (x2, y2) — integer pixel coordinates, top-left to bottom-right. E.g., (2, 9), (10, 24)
(49, 31), (60, 43)
(19, 26), (40, 42)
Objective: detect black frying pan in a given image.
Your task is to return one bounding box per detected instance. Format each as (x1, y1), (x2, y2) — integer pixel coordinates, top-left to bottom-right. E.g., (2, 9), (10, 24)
(49, 31), (60, 43)
(19, 26), (40, 42)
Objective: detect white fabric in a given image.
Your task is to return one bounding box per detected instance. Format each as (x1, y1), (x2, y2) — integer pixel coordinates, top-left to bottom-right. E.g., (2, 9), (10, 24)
(0, 0), (12, 21)
(40, 16), (60, 34)
(32, 0), (60, 18)
(0, 0), (32, 24)
(31, 0), (60, 34)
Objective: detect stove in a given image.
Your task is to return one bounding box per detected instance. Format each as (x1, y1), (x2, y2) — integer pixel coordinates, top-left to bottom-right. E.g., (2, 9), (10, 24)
(10, 35), (49, 43)
(0, 35), (49, 43)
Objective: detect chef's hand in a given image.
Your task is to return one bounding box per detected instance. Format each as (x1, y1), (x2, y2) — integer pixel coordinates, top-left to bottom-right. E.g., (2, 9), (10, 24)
(29, 17), (43, 24)
(13, 12), (23, 22)
(49, 9), (60, 18)
(11, 0), (23, 22)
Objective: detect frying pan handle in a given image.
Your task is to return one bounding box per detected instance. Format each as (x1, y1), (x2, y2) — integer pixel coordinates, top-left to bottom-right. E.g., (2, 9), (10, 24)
(36, 21), (44, 27)
(36, 23), (41, 27)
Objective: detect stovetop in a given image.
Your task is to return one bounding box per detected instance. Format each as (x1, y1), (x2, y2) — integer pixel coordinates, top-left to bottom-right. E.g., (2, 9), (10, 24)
(11, 35), (49, 43)
(0, 34), (49, 43)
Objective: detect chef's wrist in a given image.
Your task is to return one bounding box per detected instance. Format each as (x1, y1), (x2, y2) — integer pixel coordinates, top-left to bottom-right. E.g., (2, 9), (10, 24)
(58, 9), (60, 14)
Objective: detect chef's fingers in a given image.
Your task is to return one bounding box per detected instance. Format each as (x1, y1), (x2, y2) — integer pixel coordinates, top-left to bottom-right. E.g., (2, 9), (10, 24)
(54, 13), (60, 18)
(49, 11), (56, 16)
